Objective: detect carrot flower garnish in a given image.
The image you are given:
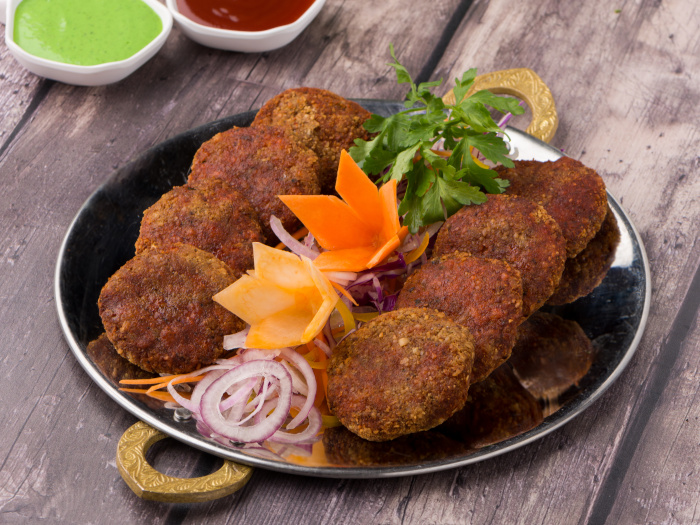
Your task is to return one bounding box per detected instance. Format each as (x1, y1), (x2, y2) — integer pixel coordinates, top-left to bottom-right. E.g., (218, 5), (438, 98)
(279, 150), (409, 272)
(213, 243), (338, 349)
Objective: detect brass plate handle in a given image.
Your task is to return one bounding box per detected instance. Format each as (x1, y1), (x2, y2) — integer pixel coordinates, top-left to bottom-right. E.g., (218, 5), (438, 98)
(442, 67), (558, 143)
(117, 421), (253, 502)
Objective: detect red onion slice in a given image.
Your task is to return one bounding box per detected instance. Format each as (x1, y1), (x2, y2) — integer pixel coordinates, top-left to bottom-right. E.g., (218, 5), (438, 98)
(268, 395), (323, 445)
(269, 215), (319, 260)
(313, 338), (331, 357)
(322, 270), (357, 286)
(223, 328), (250, 350)
(166, 364), (231, 413)
(279, 348), (317, 429)
(218, 376), (258, 412)
(199, 360), (292, 443)
(232, 378), (273, 426)
(282, 361), (309, 397)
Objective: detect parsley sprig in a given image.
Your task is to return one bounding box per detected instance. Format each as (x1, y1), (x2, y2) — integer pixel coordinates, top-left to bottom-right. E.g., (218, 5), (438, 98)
(349, 46), (525, 233)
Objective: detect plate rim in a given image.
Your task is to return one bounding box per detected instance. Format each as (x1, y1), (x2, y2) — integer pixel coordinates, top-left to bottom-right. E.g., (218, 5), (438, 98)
(54, 106), (651, 479)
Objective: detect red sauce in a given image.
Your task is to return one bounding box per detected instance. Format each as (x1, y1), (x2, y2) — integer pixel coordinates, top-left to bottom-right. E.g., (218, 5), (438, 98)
(176, 0), (316, 32)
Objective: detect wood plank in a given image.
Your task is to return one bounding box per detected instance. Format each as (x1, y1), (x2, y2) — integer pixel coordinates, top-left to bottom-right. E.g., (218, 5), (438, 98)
(0, 0), (698, 522)
(0, 25), (46, 156)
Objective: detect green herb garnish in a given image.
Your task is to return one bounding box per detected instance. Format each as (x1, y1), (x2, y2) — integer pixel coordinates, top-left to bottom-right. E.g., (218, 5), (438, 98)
(349, 46), (525, 233)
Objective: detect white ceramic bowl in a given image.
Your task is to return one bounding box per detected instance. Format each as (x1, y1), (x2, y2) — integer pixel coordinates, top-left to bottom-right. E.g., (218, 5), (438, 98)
(166, 0), (326, 53)
(0, 0), (173, 86)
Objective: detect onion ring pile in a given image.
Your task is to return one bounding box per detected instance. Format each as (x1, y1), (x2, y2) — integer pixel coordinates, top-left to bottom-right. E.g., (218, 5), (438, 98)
(164, 348), (322, 446)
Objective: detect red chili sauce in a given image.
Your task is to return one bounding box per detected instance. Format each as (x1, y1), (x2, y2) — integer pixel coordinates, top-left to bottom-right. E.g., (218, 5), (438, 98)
(176, 0), (316, 32)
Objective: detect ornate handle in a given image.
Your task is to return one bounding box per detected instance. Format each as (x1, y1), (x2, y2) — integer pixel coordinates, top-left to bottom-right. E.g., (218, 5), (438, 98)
(442, 67), (558, 143)
(117, 421), (253, 502)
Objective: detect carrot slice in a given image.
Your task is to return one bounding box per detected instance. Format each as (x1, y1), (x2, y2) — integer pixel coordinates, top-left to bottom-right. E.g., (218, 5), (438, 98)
(366, 235), (401, 269)
(146, 375), (204, 394)
(120, 375), (181, 386)
(366, 226), (408, 268)
(331, 280), (358, 306)
(378, 179), (400, 240)
(119, 388), (178, 403)
(335, 150), (383, 229)
(280, 150), (407, 274)
(279, 195), (375, 250)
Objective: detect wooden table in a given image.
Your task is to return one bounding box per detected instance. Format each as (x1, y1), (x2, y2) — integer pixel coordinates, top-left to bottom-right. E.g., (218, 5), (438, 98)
(1, 0), (698, 523)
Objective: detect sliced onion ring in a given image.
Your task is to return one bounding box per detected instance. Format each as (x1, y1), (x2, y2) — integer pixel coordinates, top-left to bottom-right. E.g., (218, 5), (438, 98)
(279, 348), (317, 430)
(270, 215), (319, 260)
(268, 395), (322, 445)
(199, 360), (292, 443)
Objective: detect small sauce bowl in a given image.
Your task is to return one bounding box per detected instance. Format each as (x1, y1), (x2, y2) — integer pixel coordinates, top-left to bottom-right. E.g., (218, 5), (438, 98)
(165, 0), (327, 53)
(0, 0), (173, 86)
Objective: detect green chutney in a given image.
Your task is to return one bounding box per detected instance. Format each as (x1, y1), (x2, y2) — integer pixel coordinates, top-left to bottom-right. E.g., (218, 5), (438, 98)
(13, 0), (162, 66)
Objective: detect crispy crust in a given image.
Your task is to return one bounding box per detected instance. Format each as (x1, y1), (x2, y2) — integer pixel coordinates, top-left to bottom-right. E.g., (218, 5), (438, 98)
(547, 205), (621, 305)
(327, 308), (475, 442)
(252, 87), (372, 193)
(396, 252), (523, 383)
(433, 194), (566, 317)
(86, 333), (156, 383)
(187, 125), (321, 242)
(98, 244), (244, 374)
(495, 157), (608, 258)
(135, 179), (264, 278)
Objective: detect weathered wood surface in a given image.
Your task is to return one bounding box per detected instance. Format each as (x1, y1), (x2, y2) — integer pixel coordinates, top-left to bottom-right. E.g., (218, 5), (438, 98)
(0, 0), (698, 523)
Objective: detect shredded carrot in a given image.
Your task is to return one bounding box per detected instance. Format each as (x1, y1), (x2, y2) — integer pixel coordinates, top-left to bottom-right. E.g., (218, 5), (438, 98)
(119, 375), (182, 386)
(146, 374), (205, 394)
(119, 388), (178, 403)
(313, 369), (327, 407)
(331, 280), (358, 306)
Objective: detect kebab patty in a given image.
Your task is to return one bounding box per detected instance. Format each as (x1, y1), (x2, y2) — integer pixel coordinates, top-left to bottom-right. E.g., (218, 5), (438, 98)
(495, 157), (608, 258)
(327, 307), (475, 442)
(98, 243), (243, 375)
(433, 193), (567, 317)
(396, 251), (523, 383)
(252, 87), (372, 193)
(135, 179), (264, 278)
(547, 205), (620, 305)
(187, 125), (321, 242)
